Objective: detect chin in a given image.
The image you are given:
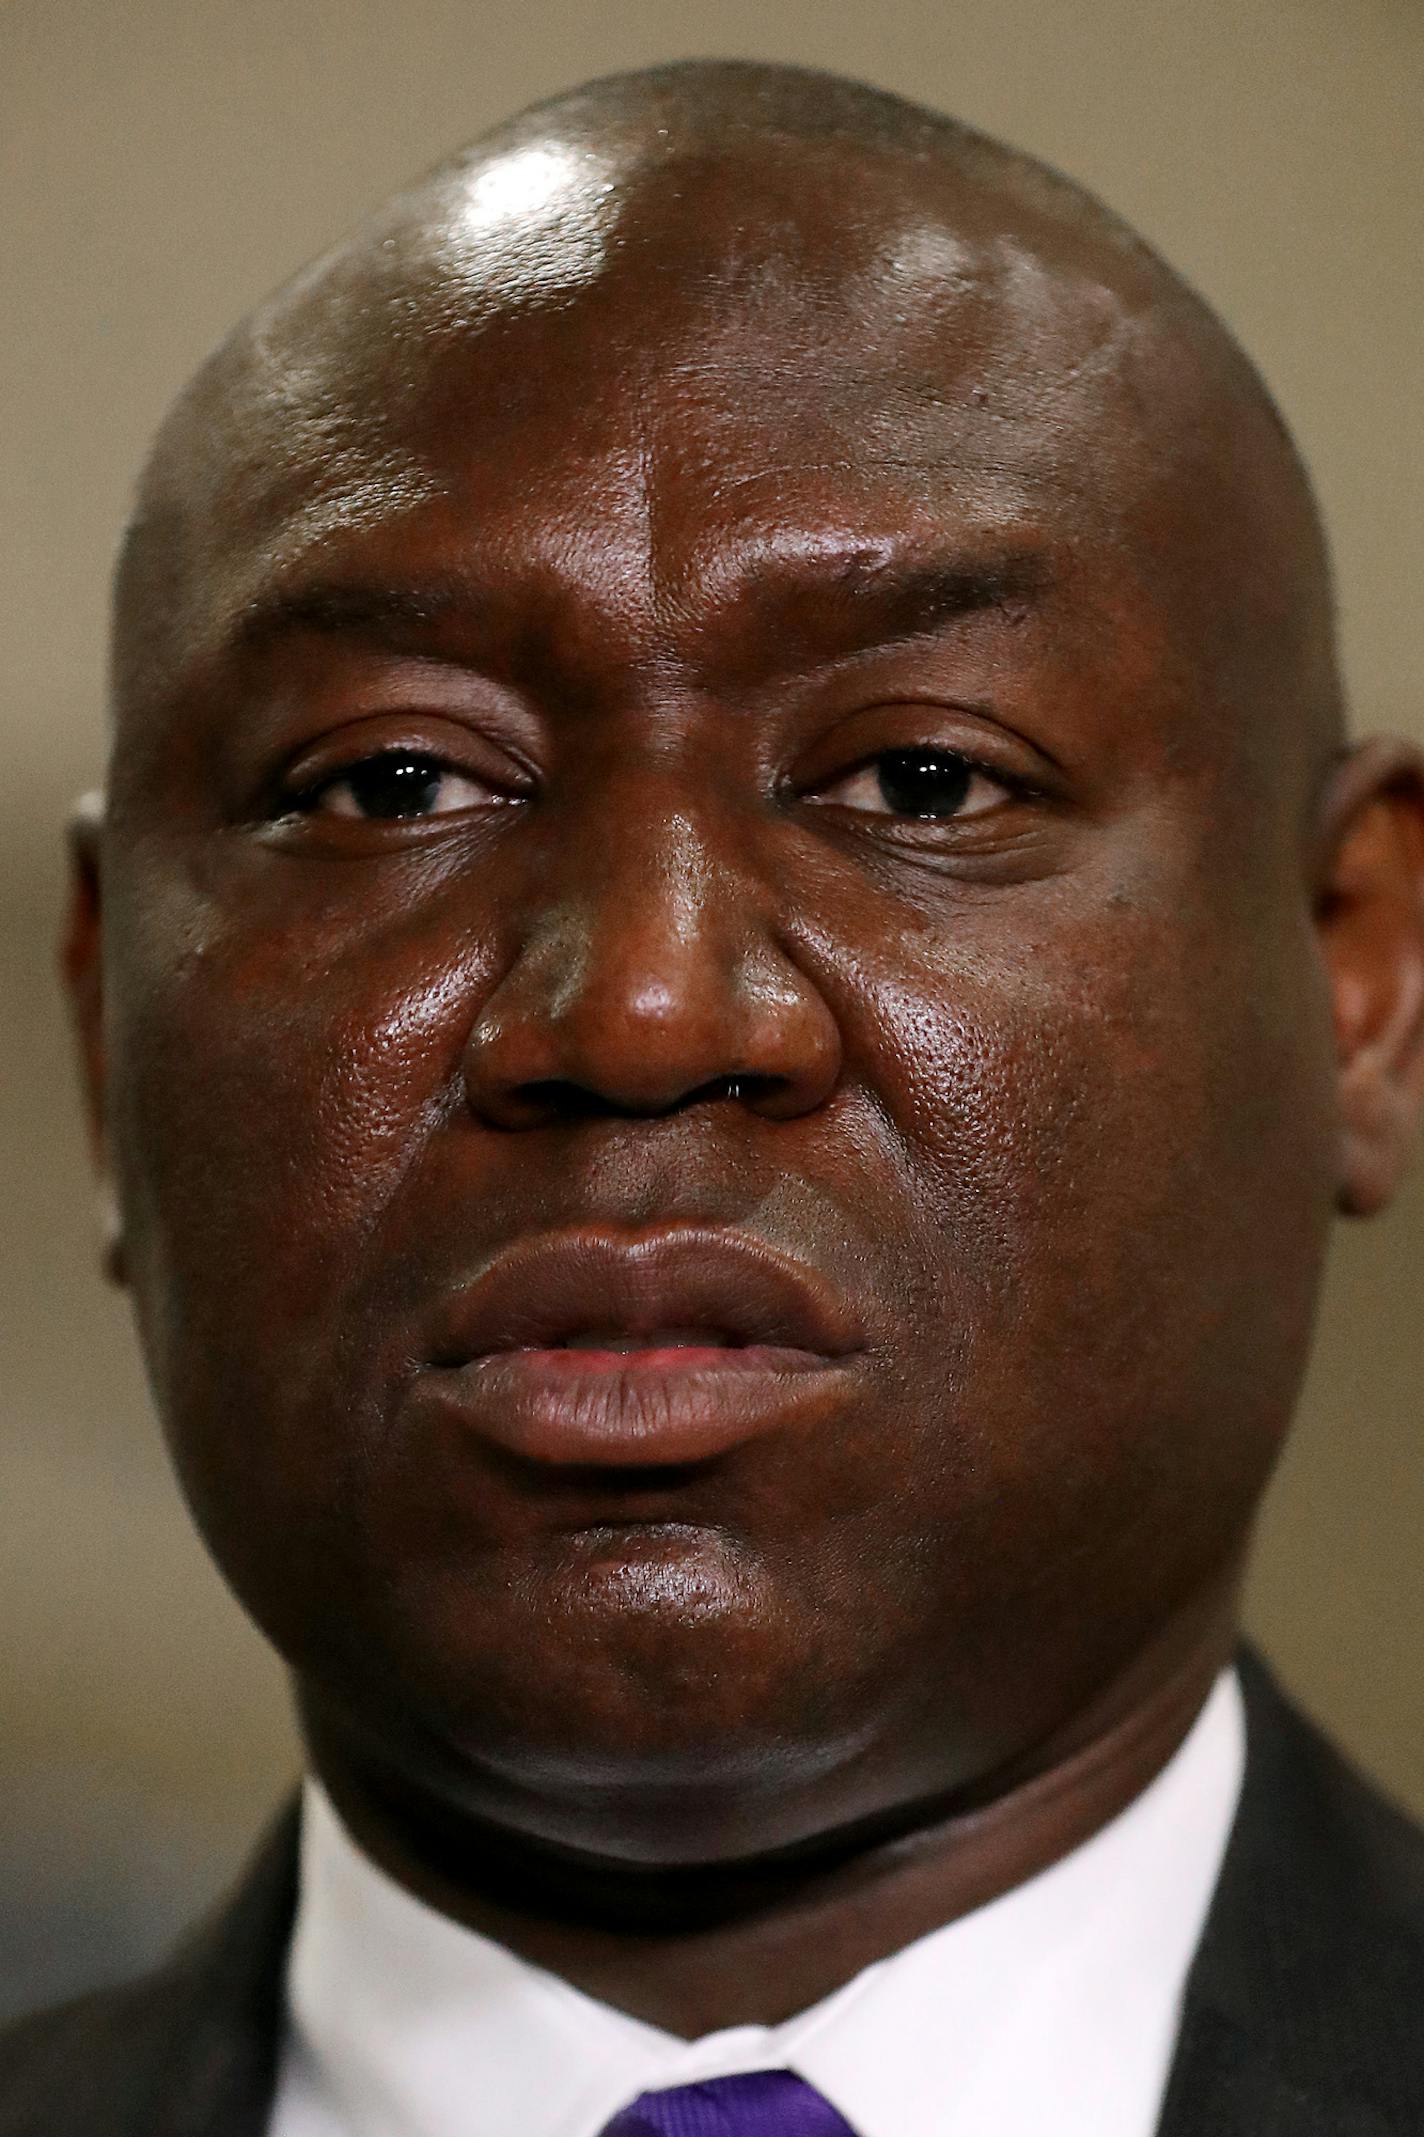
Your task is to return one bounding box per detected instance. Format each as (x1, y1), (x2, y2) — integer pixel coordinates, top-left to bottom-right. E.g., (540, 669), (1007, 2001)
(308, 1529), (892, 1854)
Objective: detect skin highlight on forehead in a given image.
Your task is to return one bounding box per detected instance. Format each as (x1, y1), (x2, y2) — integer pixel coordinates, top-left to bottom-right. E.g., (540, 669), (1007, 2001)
(110, 57), (1340, 790)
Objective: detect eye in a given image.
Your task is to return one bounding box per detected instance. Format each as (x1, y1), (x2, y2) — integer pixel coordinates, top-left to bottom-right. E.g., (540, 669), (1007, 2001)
(291, 750), (500, 821)
(814, 748), (1011, 821)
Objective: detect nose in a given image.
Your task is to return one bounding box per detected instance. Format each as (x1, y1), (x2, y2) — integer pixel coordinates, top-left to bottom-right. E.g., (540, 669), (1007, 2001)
(462, 794), (842, 1129)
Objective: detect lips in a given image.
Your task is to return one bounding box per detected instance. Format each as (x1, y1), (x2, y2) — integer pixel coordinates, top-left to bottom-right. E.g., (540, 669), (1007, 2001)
(422, 1226), (865, 1466)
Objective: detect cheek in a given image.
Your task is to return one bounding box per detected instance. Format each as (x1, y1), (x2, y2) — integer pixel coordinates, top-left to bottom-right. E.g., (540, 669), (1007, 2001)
(105, 853), (487, 1520)
(841, 893), (1335, 1541)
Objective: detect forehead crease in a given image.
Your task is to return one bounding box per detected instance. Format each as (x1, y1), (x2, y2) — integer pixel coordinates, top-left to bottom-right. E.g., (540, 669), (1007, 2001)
(639, 428), (1100, 636)
(128, 166), (1281, 724)
(197, 388), (1103, 692)
(651, 515), (1051, 618)
(212, 173), (1169, 566)
(621, 305), (1171, 555)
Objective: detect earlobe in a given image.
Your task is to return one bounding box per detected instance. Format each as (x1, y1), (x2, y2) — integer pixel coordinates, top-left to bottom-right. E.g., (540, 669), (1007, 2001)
(1316, 741), (1424, 1217)
(60, 790), (127, 1285)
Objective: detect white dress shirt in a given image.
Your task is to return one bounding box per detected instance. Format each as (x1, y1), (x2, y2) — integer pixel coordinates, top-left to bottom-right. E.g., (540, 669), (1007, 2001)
(270, 1670), (1244, 2137)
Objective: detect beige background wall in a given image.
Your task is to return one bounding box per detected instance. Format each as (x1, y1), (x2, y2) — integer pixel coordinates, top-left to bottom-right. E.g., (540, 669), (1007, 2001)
(2, 0), (1420, 2010)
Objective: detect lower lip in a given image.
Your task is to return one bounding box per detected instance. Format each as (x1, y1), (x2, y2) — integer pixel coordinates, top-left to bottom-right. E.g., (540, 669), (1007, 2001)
(425, 1345), (855, 1466)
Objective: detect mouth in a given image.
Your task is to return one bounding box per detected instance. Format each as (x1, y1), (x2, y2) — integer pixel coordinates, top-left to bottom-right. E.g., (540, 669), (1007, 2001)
(510, 1328), (802, 1367)
(422, 1226), (864, 1467)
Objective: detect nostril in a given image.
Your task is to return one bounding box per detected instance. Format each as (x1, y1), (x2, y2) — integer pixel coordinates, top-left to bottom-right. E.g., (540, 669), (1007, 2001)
(498, 1074), (779, 1125)
(518, 1080), (624, 1122)
(697, 1073), (775, 1105)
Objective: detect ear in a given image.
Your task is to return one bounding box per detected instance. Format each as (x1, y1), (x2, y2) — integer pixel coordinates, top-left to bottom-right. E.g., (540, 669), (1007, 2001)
(1316, 740), (1424, 1217)
(60, 791), (126, 1284)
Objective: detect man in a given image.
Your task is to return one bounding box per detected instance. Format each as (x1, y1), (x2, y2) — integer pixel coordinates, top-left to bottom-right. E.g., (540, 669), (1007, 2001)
(6, 51), (1424, 2137)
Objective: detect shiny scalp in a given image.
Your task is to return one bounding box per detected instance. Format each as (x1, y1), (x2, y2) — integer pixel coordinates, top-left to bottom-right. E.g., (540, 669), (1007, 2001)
(109, 58), (1341, 781)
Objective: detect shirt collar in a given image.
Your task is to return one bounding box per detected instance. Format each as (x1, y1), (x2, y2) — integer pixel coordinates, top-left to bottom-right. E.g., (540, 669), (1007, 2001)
(276, 1669), (1244, 2137)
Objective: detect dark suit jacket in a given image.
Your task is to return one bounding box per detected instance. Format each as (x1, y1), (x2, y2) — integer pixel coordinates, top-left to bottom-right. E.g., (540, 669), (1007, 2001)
(3, 1651), (1423, 2136)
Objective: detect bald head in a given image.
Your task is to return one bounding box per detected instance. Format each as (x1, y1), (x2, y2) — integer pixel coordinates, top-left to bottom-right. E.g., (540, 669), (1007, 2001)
(113, 59), (1338, 778)
(71, 58), (1424, 1907)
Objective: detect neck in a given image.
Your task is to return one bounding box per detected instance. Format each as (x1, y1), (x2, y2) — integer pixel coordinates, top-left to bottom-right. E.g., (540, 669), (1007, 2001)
(304, 1596), (1238, 2036)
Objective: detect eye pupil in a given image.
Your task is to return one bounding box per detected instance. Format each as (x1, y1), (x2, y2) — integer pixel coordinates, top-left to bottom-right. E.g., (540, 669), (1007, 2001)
(345, 753), (444, 819)
(876, 749), (972, 818)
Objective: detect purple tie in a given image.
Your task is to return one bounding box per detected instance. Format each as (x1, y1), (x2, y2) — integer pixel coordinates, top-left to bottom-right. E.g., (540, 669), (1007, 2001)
(598, 2070), (860, 2136)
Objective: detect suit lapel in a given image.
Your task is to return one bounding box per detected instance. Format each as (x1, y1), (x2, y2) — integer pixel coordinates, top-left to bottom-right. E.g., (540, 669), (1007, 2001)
(105, 1802), (299, 2137)
(149, 1802), (300, 2137)
(1158, 2002), (1400, 2137)
(0, 1801), (298, 2137)
(1155, 1650), (1424, 2137)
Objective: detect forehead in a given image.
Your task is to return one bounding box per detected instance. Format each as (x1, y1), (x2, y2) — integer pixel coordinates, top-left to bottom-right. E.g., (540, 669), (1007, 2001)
(126, 136), (1301, 770)
(209, 151), (1185, 608)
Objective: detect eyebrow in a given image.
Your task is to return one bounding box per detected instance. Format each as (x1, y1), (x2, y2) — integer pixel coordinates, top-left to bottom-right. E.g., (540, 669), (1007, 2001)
(229, 545), (1051, 669)
(234, 578), (479, 658)
(771, 547), (1050, 645)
